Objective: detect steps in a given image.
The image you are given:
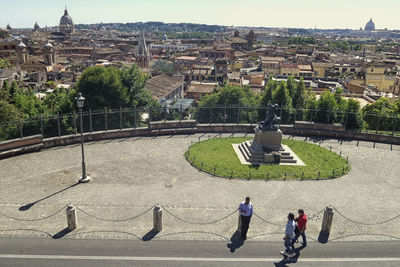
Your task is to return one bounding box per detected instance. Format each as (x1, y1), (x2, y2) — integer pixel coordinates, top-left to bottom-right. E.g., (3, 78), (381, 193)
(237, 140), (297, 164)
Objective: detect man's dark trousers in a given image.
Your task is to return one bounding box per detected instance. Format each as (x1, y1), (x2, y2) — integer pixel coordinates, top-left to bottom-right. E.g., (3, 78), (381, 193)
(241, 215), (251, 239)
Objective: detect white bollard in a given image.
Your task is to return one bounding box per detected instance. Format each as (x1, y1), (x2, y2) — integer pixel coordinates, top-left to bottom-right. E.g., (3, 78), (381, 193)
(66, 205), (77, 231)
(321, 206), (334, 236)
(153, 206), (163, 232)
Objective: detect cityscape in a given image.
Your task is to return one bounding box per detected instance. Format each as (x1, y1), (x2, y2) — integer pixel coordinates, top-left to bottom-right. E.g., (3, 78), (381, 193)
(0, 1), (399, 266)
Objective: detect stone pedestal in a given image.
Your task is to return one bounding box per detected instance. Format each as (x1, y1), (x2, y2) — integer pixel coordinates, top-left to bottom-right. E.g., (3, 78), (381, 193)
(254, 127), (283, 151)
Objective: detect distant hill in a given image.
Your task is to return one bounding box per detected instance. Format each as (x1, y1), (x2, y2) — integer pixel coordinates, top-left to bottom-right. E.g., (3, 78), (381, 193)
(75, 21), (227, 33)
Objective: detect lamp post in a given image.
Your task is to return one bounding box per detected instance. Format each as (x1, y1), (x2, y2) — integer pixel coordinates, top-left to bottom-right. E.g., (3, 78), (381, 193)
(75, 93), (91, 183)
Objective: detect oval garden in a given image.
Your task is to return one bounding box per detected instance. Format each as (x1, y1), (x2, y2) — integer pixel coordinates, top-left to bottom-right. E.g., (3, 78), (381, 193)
(184, 137), (350, 180)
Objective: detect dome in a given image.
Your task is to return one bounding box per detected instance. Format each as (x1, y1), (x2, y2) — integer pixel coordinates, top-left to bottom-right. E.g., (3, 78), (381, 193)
(44, 41), (53, 48)
(364, 18), (375, 31)
(162, 34), (168, 40)
(17, 40), (26, 48)
(60, 8), (73, 26)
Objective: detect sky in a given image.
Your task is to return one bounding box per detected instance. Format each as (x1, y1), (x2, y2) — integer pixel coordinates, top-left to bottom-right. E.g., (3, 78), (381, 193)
(1, 0), (398, 30)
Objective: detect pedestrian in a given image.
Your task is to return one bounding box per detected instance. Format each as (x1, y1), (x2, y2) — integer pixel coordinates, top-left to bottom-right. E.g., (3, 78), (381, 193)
(280, 212), (296, 258)
(292, 209), (307, 247)
(238, 196), (253, 241)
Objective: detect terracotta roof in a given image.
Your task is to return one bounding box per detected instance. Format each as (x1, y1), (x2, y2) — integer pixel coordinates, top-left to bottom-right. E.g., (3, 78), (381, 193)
(144, 74), (184, 100)
(186, 82), (216, 94)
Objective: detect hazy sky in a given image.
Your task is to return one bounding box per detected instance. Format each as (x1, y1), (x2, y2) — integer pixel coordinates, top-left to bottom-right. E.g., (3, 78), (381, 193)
(1, 0), (398, 30)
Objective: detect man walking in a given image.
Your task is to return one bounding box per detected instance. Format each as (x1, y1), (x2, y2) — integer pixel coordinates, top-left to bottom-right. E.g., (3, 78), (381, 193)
(238, 197), (253, 241)
(292, 209), (307, 247)
(280, 213), (296, 258)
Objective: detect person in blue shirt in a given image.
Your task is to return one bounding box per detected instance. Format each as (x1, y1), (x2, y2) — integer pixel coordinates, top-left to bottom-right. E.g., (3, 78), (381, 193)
(238, 197), (253, 241)
(280, 212), (296, 258)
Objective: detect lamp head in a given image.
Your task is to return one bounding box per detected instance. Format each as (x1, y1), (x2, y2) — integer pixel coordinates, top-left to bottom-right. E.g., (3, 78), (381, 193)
(75, 93), (85, 108)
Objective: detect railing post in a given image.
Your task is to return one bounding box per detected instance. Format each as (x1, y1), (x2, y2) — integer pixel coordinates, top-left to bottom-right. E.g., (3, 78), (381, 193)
(376, 113), (380, 134)
(89, 109), (93, 133)
(119, 107), (123, 130)
(57, 112), (61, 137)
(66, 204), (77, 231)
(209, 107), (212, 125)
(153, 206), (163, 232)
(280, 105), (283, 121)
(180, 103), (183, 121)
(40, 115), (44, 137)
(104, 108), (108, 131)
(134, 106), (137, 128)
(19, 119), (23, 138)
(360, 111), (365, 133)
(393, 115), (397, 136)
(310, 109), (314, 124)
(237, 107), (240, 125)
(73, 110), (77, 134)
(344, 112), (349, 129)
(223, 104), (226, 125)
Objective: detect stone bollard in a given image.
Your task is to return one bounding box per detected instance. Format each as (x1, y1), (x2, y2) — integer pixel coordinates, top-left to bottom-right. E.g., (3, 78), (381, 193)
(321, 206), (334, 236)
(153, 206), (163, 232)
(237, 213), (242, 232)
(66, 205), (77, 231)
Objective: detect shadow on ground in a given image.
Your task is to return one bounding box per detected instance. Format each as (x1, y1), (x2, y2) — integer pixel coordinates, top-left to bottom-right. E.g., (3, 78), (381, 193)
(226, 230), (244, 253)
(53, 228), (72, 239)
(274, 244), (306, 266)
(142, 229), (160, 241)
(19, 182), (79, 211)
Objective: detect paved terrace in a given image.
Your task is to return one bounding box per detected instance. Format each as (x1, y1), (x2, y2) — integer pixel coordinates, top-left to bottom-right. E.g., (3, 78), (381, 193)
(0, 133), (399, 242)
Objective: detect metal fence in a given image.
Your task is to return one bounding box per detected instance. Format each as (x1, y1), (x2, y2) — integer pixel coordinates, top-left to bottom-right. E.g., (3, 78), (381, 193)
(1, 106), (400, 141)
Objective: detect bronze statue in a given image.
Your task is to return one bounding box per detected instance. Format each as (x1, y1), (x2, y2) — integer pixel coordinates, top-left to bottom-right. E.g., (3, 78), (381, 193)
(258, 104), (281, 131)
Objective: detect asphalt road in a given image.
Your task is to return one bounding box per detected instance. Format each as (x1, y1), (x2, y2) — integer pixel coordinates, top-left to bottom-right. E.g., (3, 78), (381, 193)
(0, 238), (399, 267)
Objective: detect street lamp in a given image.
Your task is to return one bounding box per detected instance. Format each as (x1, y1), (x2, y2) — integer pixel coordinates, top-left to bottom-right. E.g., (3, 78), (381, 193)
(75, 93), (91, 183)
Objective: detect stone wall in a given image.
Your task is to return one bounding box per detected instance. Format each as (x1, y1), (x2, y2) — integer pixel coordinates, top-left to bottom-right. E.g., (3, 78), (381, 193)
(1, 123), (400, 159)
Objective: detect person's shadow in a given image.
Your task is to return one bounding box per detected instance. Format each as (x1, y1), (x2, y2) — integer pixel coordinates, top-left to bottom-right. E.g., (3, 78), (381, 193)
(226, 230), (244, 253)
(274, 244), (306, 266)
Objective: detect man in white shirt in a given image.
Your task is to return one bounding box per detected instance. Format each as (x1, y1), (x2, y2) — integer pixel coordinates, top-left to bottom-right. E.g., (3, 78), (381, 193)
(280, 212), (296, 258)
(238, 197), (253, 241)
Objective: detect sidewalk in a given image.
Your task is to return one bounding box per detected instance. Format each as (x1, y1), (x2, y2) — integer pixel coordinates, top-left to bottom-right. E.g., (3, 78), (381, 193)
(0, 134), (399, 241)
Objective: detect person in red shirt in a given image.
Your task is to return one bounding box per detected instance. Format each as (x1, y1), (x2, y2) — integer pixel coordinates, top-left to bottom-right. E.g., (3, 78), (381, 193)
(292, 209), (307, 247)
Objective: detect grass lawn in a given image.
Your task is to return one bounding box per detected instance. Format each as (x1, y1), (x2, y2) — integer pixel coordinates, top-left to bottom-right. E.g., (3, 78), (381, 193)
(185, 137), (350, 180)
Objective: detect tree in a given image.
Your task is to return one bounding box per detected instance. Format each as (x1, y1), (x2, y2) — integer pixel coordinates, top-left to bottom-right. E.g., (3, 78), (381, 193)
(272, 82), (292, 123)
(0, 99), (20, 124)
(293, 78), (306, 108)
(43, 88), (76, 114)
(286, 76), (296, 98)
(260, 76), (277, 106)
(344, 99), (362, 130)
(272, 82), (292, 108)
(362, 98), (396, 131)
(315, 91), (337, 123)
(197, 84), (257, 123)
(76, 66), (125, 110)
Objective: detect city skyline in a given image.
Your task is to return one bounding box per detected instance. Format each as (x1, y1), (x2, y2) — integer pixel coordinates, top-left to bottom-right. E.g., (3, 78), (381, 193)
(1, 0), (399, 30)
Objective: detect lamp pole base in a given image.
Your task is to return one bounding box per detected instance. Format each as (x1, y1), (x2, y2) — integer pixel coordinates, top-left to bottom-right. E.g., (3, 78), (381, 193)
(79, 176), (91, 183)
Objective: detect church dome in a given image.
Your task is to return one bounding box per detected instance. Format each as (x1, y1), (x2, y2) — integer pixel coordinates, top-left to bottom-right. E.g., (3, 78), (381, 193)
(17, 40), (26, 48)
(364, 18), (375, 31)
(60, 8), (73, 26)
(44, 41), (53, 48)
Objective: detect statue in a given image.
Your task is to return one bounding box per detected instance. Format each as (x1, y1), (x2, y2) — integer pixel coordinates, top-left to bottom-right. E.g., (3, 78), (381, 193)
(258, 104), (281, 131)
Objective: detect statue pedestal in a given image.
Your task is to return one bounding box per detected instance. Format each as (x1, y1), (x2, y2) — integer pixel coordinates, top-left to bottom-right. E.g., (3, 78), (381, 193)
(254, 127), (283, 151)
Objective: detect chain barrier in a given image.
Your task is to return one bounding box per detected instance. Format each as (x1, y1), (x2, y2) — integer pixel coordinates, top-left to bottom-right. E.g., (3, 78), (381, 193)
(252, 213), (285, 227)
(0, 205), (67, 222)
(75, 206), (154, 222)
(162, 206), (237, 225)
(333, 207), (400, 226)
